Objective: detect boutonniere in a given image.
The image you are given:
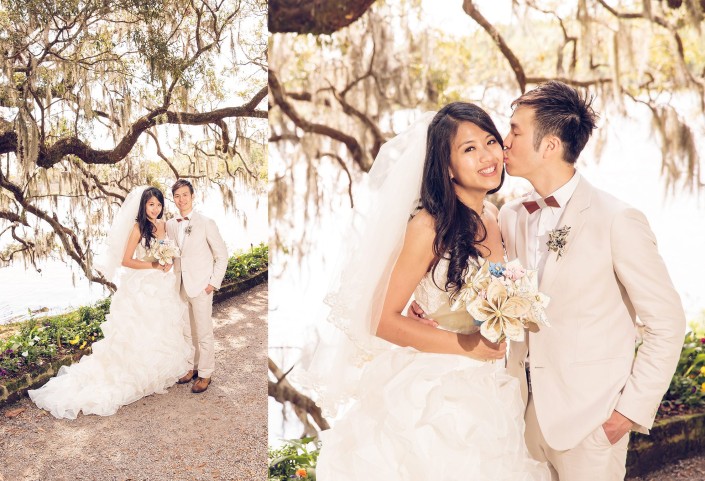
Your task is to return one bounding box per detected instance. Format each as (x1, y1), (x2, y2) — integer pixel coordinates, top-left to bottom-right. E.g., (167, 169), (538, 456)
(547, 225), (571, 259)
(185, 225), (193, 235)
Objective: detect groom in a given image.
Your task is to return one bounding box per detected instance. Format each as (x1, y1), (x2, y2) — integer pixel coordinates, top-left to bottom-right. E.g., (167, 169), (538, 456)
(167, 179), (228, 394)
(497, 81), (685, 480)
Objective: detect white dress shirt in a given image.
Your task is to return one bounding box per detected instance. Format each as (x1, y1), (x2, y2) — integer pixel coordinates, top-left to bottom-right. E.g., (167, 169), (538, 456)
(526, 171), (581, 282)
(175, 210), (194, 249)
(525, 171), (581, 368)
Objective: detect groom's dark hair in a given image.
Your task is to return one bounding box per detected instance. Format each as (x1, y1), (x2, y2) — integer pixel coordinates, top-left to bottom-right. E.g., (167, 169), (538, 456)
(511, 80), (598, 164)
(171, 179), (194, 194)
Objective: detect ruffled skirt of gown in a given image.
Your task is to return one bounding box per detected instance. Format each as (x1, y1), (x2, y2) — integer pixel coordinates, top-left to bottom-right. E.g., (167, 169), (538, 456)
(28, 269), (191, 419)
(316, 349), (551, 481)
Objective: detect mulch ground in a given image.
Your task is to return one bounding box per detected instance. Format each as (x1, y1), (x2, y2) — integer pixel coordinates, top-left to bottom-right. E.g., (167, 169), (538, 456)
(628, 455), (705, 480)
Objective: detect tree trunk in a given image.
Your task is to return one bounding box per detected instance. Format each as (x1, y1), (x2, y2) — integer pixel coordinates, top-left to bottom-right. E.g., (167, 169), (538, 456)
(269, 0), (377, 34)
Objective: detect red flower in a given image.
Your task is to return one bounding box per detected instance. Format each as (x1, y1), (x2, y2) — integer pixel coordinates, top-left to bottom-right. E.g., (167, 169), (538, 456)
(700, 338), (705, 344)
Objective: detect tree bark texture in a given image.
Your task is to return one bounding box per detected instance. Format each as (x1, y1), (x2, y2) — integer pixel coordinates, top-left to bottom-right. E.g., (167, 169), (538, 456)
(269, 0), (377, 34)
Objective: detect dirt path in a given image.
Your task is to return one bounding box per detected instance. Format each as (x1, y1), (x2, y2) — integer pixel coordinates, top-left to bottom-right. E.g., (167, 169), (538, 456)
(0, 282), (267, 481)
(628, 455), (705, 481)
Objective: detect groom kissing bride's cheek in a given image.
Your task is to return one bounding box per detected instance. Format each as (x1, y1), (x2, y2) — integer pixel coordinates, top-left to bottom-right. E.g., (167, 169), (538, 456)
(409, 81), (685, 481)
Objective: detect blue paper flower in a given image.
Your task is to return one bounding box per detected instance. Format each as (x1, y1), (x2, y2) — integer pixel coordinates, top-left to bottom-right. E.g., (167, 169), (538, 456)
(489, 262), (505, 277)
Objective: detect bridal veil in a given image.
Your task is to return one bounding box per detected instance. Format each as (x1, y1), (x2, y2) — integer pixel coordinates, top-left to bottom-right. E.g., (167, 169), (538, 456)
(299, 112), (436, 417)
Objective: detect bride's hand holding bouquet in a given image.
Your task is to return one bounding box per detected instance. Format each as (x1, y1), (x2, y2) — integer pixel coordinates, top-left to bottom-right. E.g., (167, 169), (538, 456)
(149, 239), (180, 273)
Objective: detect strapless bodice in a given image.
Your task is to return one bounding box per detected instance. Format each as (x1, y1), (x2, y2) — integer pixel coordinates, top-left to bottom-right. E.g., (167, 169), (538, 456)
(135, 237), (169, 263)
(413, 256), (480, 335)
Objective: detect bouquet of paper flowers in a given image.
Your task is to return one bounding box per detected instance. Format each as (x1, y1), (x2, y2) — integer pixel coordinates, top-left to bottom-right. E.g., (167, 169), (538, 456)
(149, 239), (180, 266)
(450, 259), (550, 343)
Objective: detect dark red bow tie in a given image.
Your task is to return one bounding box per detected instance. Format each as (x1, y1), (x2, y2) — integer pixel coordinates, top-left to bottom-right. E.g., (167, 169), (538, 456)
(522, 196), (560, 214)
(176, 216), (190, 222)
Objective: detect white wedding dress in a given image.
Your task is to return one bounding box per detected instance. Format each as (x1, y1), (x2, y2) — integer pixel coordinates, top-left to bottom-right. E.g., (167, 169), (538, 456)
(29, 238), (191, 419)
(316, 257), (551, 481)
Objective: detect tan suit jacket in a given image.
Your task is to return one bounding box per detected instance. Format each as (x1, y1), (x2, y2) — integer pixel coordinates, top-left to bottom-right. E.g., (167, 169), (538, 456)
(167, 212), (228, 298)
(499, 177), (684, 451)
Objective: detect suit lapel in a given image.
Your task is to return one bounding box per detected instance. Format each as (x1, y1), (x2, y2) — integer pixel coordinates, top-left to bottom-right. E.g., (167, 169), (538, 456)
(180, 212), (197, 253)
(515, 205), (531, 267)
(539, 177), (592, 293)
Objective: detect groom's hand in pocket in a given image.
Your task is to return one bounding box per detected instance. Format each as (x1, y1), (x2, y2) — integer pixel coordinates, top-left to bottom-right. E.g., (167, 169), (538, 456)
(407, 300), (439, 327)
(602, 410), (634, 444)
(204, 284), (215, 295)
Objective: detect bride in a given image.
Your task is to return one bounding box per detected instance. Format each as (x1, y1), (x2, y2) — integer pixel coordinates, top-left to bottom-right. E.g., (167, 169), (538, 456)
(306, 103), (550, 480)
(29, 186), (191, 419)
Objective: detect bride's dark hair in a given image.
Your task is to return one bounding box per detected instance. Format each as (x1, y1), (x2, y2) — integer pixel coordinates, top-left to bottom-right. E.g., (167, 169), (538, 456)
(135, 187), (164, 250)
(420, 102), (505, 295)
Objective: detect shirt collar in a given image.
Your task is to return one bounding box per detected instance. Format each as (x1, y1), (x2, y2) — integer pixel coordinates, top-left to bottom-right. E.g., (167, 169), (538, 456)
(177, 210), (195, 221)
(530, 170), (581, 208)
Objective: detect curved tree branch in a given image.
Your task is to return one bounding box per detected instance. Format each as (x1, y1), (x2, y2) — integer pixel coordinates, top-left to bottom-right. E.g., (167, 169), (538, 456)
(268, 0), (377, 34)
(269, 69), (368, 171)
(268, 357), (330, 433)
(321, 152), (354, 208)
(0, 169), (115, 291)
(0, 86), (267, 169)
(0, 211), (29, 226)
(146, 130), (181, 179)
(463, 0), (527, 93)
(596, 0), (705, 107)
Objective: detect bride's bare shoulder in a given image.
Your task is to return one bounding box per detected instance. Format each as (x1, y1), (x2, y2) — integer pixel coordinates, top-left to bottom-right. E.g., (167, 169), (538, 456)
(408, 209), (436, 237)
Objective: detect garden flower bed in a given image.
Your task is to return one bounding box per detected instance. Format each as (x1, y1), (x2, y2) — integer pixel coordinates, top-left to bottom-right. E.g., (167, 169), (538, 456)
(624, 327), (705, 476)
(215, 243), (268, 303)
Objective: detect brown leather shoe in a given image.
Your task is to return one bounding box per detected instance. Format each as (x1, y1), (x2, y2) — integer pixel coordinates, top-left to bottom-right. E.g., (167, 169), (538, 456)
(177, 370), (197, 384)
(191, 377), (211, 393)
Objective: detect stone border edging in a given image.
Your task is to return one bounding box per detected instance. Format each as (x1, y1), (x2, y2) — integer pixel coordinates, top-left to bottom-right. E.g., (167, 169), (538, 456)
(0, 349), (89, 408)
(214, 269), (268, 304)
(0, 269), (268, 409)
(626, 412), (705, 477)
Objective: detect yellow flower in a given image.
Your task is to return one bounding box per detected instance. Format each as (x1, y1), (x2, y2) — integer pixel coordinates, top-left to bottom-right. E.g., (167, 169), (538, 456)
(68, 335), (80, 345)
(701, 382), (705, 393)
(295, 468), (307, 478)
(700, 366), (705, 377)
(79, 341), (87, 350)
(469, 278), (532, 342)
